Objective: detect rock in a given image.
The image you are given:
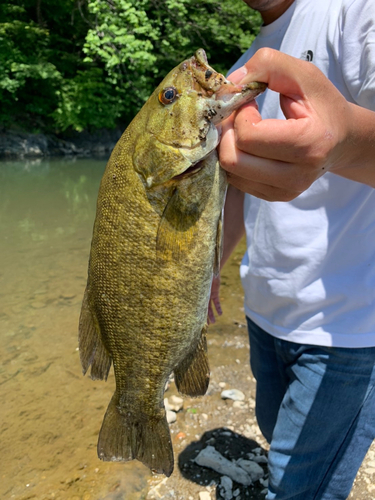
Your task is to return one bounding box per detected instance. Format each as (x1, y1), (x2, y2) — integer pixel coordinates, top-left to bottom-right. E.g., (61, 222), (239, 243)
(221, 389), (245, 401)
(248, 397), (256, 409)
(195, 446), (252, 486)
(220, 476), (233, 500)
(253, 455), (268, 464)
(0, 128), (122, 159)
(166, 410), (176, 424)
(232, 401), (247, 410)
(198, 492), (211, 500)
(236, 459), (265, 482)
(175, 432), (186, 441)
(165, 395), (183, 412)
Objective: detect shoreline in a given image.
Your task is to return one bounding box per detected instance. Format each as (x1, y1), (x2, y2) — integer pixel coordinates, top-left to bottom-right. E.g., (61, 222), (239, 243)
(0, 128), (124, 159)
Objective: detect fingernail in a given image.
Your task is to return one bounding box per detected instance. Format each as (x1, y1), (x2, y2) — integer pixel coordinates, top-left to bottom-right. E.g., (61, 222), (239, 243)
(228, 66), (248, 84)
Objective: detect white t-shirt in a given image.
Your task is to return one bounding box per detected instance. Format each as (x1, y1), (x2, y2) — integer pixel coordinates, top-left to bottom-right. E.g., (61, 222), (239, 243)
(229, 0), (375, 347)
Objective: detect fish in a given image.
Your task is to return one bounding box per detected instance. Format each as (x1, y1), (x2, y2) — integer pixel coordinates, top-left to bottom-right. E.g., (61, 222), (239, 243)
(78, 48), (266, 477)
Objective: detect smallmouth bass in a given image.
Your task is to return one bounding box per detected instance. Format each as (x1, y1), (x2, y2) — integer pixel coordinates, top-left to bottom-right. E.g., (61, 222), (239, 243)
(79, 49), (266, 476)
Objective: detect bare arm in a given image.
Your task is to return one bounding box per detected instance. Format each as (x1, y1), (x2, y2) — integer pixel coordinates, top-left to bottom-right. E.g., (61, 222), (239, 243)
(219, 49), (375, 201)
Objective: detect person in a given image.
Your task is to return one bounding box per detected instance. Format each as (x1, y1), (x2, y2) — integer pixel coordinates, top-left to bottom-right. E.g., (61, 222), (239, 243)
(208, 0), (375, 498)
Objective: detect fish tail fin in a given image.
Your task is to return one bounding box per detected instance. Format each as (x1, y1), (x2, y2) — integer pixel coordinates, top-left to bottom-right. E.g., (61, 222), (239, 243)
(79, 288), (112, 380)
(98, 395), (174, 477)
(174, 327), (210, 397)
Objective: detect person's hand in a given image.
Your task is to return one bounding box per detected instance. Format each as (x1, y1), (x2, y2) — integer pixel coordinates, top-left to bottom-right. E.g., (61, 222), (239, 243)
(219, 48), (355, 201)
(207, 274), (222, 324)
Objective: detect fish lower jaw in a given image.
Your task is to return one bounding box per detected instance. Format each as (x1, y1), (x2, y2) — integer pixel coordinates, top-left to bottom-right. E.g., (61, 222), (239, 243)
(172, 160), (204, 180)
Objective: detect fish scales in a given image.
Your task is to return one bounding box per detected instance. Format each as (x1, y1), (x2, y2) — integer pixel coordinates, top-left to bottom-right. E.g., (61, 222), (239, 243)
(79, 49), (266, 476)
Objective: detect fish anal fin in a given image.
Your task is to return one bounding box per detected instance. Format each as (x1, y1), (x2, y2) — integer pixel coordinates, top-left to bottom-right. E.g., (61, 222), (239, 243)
(78, 288), (112, 381)
(97, 395), (174, 477)
(174, 327), (210, 397)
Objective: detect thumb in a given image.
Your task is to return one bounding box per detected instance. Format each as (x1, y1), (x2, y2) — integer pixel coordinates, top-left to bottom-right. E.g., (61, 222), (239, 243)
(227, 66), (248, 84)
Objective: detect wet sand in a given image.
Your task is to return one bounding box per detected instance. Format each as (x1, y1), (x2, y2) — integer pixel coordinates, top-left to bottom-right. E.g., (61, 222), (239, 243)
(1, 158), (374, 500)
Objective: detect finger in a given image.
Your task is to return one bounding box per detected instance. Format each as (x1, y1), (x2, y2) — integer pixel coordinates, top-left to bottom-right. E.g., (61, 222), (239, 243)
(233, 102), (321, 164)
(226, 171), (300, 202)
(219, 118), (310, 192)
(207, 303), (216, 324)
(212, 296), (222, 316)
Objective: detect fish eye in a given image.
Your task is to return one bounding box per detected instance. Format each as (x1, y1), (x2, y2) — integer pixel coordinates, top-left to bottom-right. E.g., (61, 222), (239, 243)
(159, 87), (178, 105)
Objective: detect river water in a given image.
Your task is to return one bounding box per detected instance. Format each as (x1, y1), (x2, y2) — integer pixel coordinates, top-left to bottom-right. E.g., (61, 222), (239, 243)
(0, 158), (152, 499)
(0, 158), (249, 500)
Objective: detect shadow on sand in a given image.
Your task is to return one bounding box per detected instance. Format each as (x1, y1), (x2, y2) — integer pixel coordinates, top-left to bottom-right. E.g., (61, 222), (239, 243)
(178, 427), (268, 499)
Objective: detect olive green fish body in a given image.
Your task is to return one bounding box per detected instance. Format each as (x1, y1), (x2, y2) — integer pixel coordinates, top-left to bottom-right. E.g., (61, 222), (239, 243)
(79, 49), (266, 476)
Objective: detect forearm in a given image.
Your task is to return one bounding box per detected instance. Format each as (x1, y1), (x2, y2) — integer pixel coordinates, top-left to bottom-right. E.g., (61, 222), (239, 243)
(331, 103), (375, 187)
(221, 184), (245, 268)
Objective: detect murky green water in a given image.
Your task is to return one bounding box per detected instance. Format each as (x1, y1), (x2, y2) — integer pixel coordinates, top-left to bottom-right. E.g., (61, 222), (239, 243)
(0, 158), (151, 500)
(0, 157), (249, 500)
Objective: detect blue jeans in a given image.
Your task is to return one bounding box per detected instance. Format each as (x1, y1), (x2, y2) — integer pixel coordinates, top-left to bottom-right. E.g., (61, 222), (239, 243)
(247, 317), (375, 500)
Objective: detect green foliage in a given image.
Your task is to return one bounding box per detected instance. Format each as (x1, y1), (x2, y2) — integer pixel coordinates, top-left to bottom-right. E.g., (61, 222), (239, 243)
(0, 0), (261, 133)
(52, 68), (126, 131)
(0, 0), (88, 130)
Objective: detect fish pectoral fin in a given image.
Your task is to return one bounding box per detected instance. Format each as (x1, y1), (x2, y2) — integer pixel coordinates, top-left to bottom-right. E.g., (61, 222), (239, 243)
(98, 394), (174, 477)
(156, 188), (201, 261)
(213, 209), (224, 277)
(78, 288), (112, 381)
(174, 326), (210, 397)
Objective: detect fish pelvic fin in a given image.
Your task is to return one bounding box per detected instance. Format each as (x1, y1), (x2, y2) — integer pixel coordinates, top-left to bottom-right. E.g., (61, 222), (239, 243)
(97, 394), (174, 477)
(174, 326), (210, 397)
(78, 288), (112, 380)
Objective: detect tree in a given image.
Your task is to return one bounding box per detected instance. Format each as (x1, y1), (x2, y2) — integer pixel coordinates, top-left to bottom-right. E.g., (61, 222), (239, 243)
(0, 0), (261, 132)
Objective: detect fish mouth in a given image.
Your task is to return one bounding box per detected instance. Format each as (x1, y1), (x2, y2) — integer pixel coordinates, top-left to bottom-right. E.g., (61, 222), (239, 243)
(191, 49), (267, 125)
(172, 160), (204, 180)
(209, 80), (267, 125)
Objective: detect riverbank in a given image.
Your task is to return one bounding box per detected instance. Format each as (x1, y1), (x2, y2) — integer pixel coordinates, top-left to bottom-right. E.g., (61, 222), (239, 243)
(0, 128), (123, 159)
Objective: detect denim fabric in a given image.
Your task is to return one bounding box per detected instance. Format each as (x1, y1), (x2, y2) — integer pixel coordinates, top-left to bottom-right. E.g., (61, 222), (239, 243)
(247, 317), (375, 500)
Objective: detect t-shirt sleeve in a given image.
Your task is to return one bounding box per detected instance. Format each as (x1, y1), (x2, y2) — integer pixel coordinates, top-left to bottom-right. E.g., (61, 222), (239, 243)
(340, 0), (375, 111)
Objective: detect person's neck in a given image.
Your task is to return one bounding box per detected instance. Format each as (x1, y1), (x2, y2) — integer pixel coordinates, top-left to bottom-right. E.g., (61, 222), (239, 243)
(261, 0), (295, 25)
